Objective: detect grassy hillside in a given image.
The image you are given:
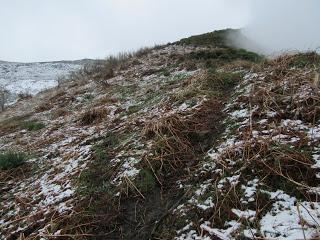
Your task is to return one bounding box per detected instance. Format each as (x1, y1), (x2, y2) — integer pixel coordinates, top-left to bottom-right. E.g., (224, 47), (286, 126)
(177, 29), (237, 47)
(1, 30), (320, 240)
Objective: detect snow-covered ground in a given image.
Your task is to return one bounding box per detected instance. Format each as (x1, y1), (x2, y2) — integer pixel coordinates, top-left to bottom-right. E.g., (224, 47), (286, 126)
(0, 60), (84, 103)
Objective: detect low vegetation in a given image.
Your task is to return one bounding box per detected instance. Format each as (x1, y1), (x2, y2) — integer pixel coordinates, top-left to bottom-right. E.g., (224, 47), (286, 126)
(22, 120), (45, 131)
(1, 29), (320, 240)
(0, 116), (45, 136)
(201, 69), (241, 94)
(269, 51), (320, 68)
(0, 151), (28, 170)
(69, 47), (156, 86)
(0, 87), (10, 111)
(80, 107), (109, 125)
(177, 28), (238, 47)
(187, 48), (263, 67)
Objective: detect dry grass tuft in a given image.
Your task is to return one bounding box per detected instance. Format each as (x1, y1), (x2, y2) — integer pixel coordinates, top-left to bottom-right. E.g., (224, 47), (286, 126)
(96, 96), (118, 106)
(0, 114), (32, 135)
(51, 107), (69, 119)
(35, 102), (54, 113)
(80, 107), (109, 125)
(68, 46), (156, 87)
(143, 99), (224, 173)
(143, 114), (194, 169)
(268, 51), (320, 69)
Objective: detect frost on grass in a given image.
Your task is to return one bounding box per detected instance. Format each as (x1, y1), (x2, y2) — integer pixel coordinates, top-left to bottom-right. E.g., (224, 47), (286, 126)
(111, 156), (141, 185)
(0, 125), (95, 238)
(0, 99), (100, 238)
(173, 66), (320, 239)
(2, 44), (320, 239)
(0, 43), (207, 239)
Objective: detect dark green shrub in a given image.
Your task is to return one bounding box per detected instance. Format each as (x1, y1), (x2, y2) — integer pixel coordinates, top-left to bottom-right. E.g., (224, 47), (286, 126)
(0, 151), (28, 170)
(92, 145), (107, 162)
(184, 60), (198, 71)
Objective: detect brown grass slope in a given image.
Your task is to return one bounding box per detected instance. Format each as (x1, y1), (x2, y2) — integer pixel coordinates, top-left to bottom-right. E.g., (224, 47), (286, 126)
(1, 30), (320, 239)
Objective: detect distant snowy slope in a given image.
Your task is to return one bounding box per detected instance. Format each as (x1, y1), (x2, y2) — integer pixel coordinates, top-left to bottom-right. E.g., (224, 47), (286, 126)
(0, 60), (87, 103)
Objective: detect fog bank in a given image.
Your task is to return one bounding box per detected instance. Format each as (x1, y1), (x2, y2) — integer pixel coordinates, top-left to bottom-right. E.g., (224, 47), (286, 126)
(234, 0), (320, 55)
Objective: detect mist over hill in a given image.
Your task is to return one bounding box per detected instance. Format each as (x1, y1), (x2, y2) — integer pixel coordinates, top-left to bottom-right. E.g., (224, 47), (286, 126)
(233, 0), (320, 55)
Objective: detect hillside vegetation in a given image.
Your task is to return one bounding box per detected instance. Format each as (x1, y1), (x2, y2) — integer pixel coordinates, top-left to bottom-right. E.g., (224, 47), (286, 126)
(1, 30), (320, 240)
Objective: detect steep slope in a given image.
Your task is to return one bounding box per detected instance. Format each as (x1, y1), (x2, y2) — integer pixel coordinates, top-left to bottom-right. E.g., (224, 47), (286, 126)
(1, 30), (320, 239)
(171, 53), (320, 239)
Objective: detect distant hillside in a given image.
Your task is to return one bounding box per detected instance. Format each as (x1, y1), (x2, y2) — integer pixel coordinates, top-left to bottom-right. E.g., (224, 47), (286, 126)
(0, 60), (93, 104)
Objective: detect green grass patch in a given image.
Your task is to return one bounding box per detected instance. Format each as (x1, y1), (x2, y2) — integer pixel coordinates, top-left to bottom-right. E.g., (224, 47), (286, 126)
(177, 29), (237, 48)
(100, 132), (120, 149)
(22, 120), (45, 131)
(127, 105), (142, 115)
(0, 114), (32, 133)
(134, 169), (156, 193)
(188, 48), (263, 65)
(0, 151), (28, 170)
(202, 70), (242, 94)
(159, 73), (188, 91)
(83, 93), (94, 102)
(111, 84), (138, 100)
(160, 68), (171, 77)
(78, 131), (123, 196)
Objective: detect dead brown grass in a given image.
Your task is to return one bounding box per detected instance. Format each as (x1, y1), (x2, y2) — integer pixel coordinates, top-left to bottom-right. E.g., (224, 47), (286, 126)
(80, 107), (109, 125)
(51, 108), (69, 119)
(35, 102), (53, 113)
(222, 59), (260, 72)
(267, 52), (320, 69)
(238, 61), (320, 124)
(143, 99), (225, 174)
(0, 114), (32, 135)
(95, 96), (118, 106)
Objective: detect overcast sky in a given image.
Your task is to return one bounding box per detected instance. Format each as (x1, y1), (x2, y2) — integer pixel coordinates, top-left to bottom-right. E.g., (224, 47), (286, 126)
(0, 0), (250, 62)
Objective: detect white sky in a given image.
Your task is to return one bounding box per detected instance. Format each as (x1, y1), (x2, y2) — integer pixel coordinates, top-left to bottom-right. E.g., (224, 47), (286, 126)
(0, 0), (250, 62)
